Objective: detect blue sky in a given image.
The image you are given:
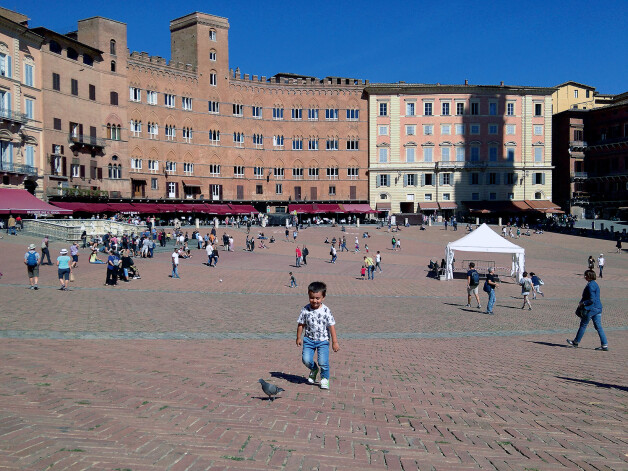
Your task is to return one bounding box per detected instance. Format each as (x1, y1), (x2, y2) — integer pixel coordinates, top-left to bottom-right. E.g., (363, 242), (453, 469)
(7, 0), (628, 94)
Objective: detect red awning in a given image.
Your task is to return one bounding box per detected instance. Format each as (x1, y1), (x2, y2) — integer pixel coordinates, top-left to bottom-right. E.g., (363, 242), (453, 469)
(182, 180), (202, 187)
(107, 203), (137, 213)
(0, 189), (73, 215)
(418, 202), (439, 210)
(129, 203), (158, 214)
(50, 201), (90, 212)
(206, 204), (232, 215)
(464, 201), (528, 213)
(181, 203), (211, 213)
(438, 202), (458, 210)
(228, 204), (259, 214)
(312, 203), (343, 213)
(524, 200), (561, 211)
(288, 204), (315, 214)
(375, 203), (391, 210)
(341, 203), (377, 214)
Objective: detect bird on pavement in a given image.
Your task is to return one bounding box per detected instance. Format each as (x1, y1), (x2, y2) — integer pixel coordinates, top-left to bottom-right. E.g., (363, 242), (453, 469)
(258, 378), (284, 401)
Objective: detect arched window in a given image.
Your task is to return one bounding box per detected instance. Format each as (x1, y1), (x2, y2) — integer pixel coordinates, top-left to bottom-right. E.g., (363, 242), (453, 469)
(83, 54), (93, 66)
(49, 40), (61, 54)
(110, 39), (116, 55)
(67, 48), (78, 60)
(111, 60), (116, 72)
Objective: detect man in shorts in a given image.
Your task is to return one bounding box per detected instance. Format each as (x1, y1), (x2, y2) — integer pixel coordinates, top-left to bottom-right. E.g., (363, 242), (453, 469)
(466, 262), (481, 309)
(24, 243), (41, 290)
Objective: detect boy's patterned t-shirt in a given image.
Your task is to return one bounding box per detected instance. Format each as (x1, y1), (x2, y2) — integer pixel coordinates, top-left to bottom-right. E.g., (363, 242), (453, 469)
(297, 303), (335, 341)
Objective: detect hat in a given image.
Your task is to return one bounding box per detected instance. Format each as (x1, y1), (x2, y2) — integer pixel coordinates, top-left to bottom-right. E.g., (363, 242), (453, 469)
(600, 253), (604, 256)
(60, 249), (68, 254)
(28, 243), (36, 250)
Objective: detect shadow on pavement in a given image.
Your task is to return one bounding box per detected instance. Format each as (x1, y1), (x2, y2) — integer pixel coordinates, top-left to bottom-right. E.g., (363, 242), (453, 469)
(529, 341), (571, 348)
(556, 376), (628, 392)
(270, 371), (308, 384)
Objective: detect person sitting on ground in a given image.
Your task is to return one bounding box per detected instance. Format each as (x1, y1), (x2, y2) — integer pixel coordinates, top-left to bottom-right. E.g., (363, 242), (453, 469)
(269, 236), (275, 243)
(259, 239), (267, 249)
(89, 250), (106, 264)
(324, 237), (330, 244)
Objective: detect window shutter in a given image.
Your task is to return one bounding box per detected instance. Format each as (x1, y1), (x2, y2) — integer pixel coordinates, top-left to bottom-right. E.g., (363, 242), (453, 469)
(49, 155), (55, 173)
(403, 174), (408, 187)
(421, 173), (425, 187)
(477, 174), (482, 185)
(219, 185), (223, 200)
(6, 92), (11, 112)
(61, 157), (67, 176)
(413, 174), (418, 186)
(97, 167), (103, 180)
(7, 56), (11, 78)
(129, 87), (133, 100)
(175, 182), (179, 198)
(376, 176), (380, 188)
(7, 143), (12, 162)
(469, 173), (473, 185)
(80, 165), (85, 178)
(495, 173), (500, 185)
(541, 173), (545, 185)
(79, 124), (83, 137)
(439, 173), (444, 186)
(386, 177), (391, 187)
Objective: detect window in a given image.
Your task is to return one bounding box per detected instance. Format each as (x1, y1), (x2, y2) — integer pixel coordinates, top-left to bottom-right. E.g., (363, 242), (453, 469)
(71, 79), (78, 96)
(472, 192), (479, 201)
(308, 167), (319, 179)
(209, 51), (216, 61)
(456, 147), (465, 162)
(441, 102), (450, 116)
(233, 132), (244, 147)
(328, 185), (336, 196)
(534, 147), (543, 163)
(67, 48), (78, 61)
(210, 164), (221, 175)
(489, 146), (498, 161)
(442, 173), (452, 185)
(423, 147), (433, 162)
(379, 126), (388, 136)
(488, 173), (498, 185)
(406, 174), (416, 186)
(209, 129), (220, 145)
(111, 61), (116, 72)
(470, 124), (480, 134)
(470, 147), (480, 161)
(441, 124), (451, 135)
(489, 124), (498, 135)
(292, 167), (303, 179)
(148, 160), (159, 172)
(52, 73), (60, 91)
(534, 103), (543, 116)
(252, 133), (263, 147)
(423, 125), (433, 136)
(346, 109), (359, 121)
(110, 91), (118, 105)
(326, 137), (338, 150)
(164, 94), (175, 108)
(273, 107), (284, 120)
(24, 64), (34, 87)
(406, 125), (416, 136)
(208, 100), (220, 114)
(489, 102), (497, 115)
(130, 120), (142, 137)
(471, 102), (479, 115)
(506, 147), (515, 160)
(24, 98), (33, 119)
(151, 178), (158, 190)
(455, 124), (465, 135)
(425, 193), (432, 201)
(71, 164), (80, 178)
(441, 147), (450, 161)
(107, 124), (121, 140)
(256, 184), (263, 195)
(182, 127), (193, 143)
(347, 167), (359, 180)
(574, 89), (578, 99)
(534, 125), (543, 136)
(167, 182), (177, 198)
(273, 135), (284, 148)
(143, 90), (156, 105)
(507, 102), (515, 116)
(506, 124), (516, 135)
(406, 102), (415, 116)
(346, 139), (359, 150)
(254, 167), (264, 179)
(406, 147), (415, 162)
(130, 87), (141, 102)
(378, 174), (389, 187)
(325, 108), (338, 120)
(293, 137), (303, 150)
(234, 166), (244, 178)
(209, 30), (216, 41)
(534, 172), (545, 185)
(535, 191), (543, 199)
(308, 108), (319, 121)
(25, 145), (34, 167)
(470, 173), (479, 185)
(165, 125), (175, 141)
(182, 97), (193, 111)
(89, 84), (96, 101)
(424, 102), (433, 116)
(110, 39), (116, 55)
(489, 192), (497, 200)
(456, 102), (464, 115)
(291, 108), (302, 120)
(379, 148), (388, 163)
(108, 164), (121, 179)
(275, 183), (283, 194)
(49, 40), (62, 54)
(131, 158), (142, 170)
(251, 105), (262, 118)
(379, 102), (388, 116)
(210, 73), (217, 86)
(183, 162), (194, 174)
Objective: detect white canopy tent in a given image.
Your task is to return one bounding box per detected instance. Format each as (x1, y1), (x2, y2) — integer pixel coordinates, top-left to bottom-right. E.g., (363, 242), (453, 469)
(445, 223), (525, 280)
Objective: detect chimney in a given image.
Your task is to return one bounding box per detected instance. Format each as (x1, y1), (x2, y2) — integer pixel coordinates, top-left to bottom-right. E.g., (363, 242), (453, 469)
(464, 79), (468, 86)
(500, 81), (504, 86)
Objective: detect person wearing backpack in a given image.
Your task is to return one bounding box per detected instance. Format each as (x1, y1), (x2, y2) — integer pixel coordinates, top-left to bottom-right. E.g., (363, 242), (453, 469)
(520, 271), (533, 310)
(466, 262), (481, 309)
(24, 243), (41, 290)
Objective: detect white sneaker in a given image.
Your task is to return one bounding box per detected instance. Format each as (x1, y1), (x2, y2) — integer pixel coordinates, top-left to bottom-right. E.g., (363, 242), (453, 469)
(320, 378), (329, 389)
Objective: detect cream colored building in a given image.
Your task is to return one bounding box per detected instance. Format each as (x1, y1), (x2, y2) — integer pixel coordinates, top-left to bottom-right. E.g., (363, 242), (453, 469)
(552, 81), (614, 114)
(365, 83), (555, 215)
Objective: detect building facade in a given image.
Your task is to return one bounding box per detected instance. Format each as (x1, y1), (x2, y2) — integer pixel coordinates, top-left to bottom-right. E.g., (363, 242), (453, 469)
(552, 81), (615, 114)
(365, 83), (555, 215)
(0, 8), (43, 197)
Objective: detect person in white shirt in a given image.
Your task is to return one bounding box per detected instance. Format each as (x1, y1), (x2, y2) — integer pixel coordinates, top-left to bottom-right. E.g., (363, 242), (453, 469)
(597, 254), (605, 278)
(171, 250), (180, 278)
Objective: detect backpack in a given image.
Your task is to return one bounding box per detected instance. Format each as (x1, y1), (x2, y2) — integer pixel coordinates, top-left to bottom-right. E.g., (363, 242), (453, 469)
(26, 251), (38, 267)
(470, 270), (480, 286)
(522, 279), (532, 292)
(483, 281), (491, 293)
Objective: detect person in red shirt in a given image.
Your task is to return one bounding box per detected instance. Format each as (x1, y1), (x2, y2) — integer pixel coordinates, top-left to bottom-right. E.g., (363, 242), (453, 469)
(295, 246), (302, 267)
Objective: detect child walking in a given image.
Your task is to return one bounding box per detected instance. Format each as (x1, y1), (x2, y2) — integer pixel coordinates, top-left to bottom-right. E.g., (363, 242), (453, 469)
(289, 271), (297, 288)
(360, 265), (366, 280)
(296, 282), (340, 390)
(530, 272), (544, 299)
(520, 271), (533, 310)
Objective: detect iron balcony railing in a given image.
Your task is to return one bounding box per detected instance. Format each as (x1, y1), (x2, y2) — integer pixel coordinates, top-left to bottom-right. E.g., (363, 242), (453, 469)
(0, 161), (38, 175)
(68, 133), (107, 148)
(0, 108), (28, 124)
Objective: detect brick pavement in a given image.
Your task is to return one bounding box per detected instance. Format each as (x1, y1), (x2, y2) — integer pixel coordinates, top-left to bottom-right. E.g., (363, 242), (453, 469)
(0, 224), (627, 470)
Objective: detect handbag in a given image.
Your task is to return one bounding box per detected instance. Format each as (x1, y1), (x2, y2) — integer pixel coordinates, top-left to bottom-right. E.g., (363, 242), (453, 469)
(70, 272), (75, 282)
(575, 305), (585, 319)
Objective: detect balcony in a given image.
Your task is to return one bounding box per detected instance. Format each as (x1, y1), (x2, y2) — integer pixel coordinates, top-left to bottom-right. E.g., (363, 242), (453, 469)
(68, 133), (107, 150)
(0, 108), (27, 124)
(0, 161), (38, 176)
(570, 171), (588, 181)
(569, 140), (587, 150)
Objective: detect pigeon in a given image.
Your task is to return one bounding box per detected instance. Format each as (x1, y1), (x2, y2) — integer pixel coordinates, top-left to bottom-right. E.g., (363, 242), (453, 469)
(259, 379), (284, 401)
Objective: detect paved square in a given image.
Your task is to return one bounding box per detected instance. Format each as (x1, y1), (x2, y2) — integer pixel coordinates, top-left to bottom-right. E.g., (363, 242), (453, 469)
(1, 224), (627, 470)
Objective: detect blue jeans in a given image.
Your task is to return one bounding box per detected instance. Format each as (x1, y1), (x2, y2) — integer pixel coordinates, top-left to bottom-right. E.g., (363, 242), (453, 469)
(331, 254), (337, 263)
(487, 289), (496, 313)
(368, 265), (375, 280)
(171, 264), (180, 278)
(302, 337), (330, 380)
(296, 256), (301, 267)
(290, 279), (297, 288)
(574, 310), (608, 346)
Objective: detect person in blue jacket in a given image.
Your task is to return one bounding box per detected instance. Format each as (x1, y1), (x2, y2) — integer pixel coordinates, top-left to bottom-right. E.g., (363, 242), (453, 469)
(567, 269), (608, 351)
